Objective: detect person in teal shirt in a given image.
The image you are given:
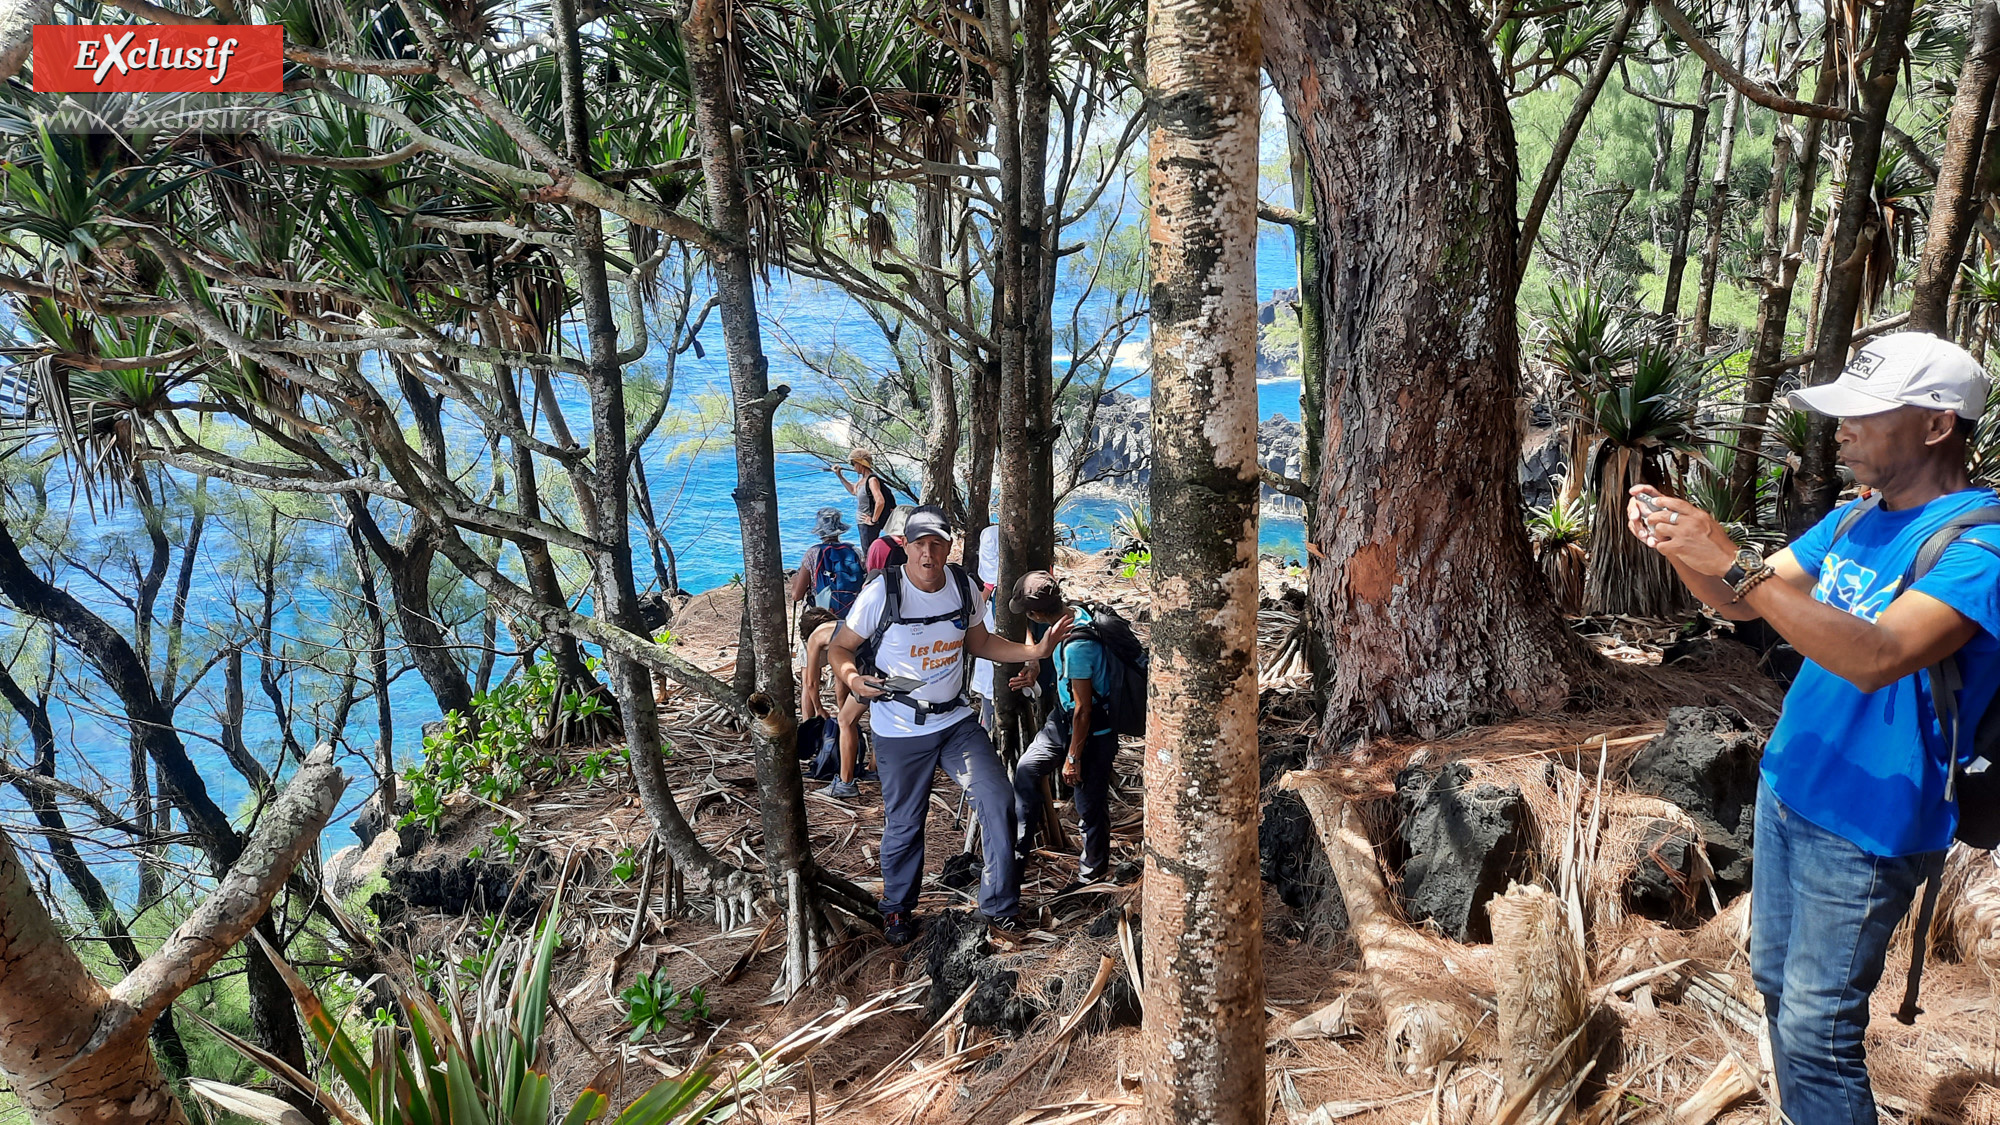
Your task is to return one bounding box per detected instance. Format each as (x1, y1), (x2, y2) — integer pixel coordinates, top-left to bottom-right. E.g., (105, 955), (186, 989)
(1009, 571), (1121, 894)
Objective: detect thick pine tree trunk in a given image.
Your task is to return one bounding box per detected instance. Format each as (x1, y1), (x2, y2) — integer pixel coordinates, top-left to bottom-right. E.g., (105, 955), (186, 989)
(1142, 0), (1265, 1116)
(1797, 0), (1915, 525)
(1266, 0), (1587, 750)
(1909, 2), (2000, 334)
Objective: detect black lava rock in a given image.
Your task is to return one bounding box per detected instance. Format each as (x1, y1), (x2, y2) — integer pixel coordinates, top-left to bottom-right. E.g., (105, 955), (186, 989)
(1395, 762), (1530, 943)
(938, 851), (980, 891)
(922, 911), (1041, 1036)
(1624, 818), (1703, 920)
(1626, 707), (1764, 896)
(1259, 790), (1349, 935)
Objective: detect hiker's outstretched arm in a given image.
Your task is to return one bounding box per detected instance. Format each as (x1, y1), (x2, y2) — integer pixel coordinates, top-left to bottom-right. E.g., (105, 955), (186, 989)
(1641, 493), (1980, 692)
(967, 614), (1073, 663)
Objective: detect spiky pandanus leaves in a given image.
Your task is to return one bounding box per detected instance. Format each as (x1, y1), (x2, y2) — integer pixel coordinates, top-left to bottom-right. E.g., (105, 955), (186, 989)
(192, 902), (735, 1125)
(1528, 486), (1589, 616)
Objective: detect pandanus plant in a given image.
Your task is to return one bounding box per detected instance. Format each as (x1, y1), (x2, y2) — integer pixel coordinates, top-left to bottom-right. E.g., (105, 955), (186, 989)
(1581, 343), (1701, 618)
(188, 901), (742, 1125)
(1527, 483), (1589, 616)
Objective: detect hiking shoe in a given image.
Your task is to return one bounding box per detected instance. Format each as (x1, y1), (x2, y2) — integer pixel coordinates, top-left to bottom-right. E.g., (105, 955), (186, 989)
(983, 912), (1029, 935)
(821, 778), (860, 799)
(856, 766), (880, 782)
(883, 911), (918, 946)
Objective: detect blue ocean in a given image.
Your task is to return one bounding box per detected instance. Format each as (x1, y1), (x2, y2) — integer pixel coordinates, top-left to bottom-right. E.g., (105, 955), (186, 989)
(19, 228), (1304, 871)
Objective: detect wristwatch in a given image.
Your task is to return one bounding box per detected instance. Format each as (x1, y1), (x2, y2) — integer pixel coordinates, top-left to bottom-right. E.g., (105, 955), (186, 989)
(1723, 546), (1776, 602)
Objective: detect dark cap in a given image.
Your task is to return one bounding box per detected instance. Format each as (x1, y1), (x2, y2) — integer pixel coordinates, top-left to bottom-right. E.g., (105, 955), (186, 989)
(1009, 571), (1065, 616)
(903, 505), (952, 542)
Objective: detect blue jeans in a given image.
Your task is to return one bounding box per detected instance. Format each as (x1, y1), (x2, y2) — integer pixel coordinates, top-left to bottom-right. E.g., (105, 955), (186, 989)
(1751, 781), (1935, 1125)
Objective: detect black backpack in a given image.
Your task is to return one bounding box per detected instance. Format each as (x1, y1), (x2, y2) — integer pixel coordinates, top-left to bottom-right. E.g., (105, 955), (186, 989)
(1063, 602), (1149, 738)
(862, 563), (979, 725)
(1827, 495), (2000, 1022)
(1828, 494), (2000, 848)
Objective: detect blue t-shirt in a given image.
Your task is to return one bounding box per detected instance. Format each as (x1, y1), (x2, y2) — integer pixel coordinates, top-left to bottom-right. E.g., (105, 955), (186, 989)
(1055, 606), (1117, 736)
(1766, 488), (2000, 856)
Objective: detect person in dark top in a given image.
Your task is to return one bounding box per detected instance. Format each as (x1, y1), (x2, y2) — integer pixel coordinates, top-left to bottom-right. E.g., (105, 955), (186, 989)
(832, 448), (892, 554)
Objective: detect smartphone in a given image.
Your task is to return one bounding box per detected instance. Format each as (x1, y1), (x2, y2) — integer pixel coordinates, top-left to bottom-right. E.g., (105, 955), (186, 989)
(874, 675), (925, 695)
(1634, 492), (1661, 546)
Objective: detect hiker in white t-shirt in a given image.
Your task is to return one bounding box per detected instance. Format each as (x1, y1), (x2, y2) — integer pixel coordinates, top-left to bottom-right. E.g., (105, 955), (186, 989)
(828, 505), (1071, 945)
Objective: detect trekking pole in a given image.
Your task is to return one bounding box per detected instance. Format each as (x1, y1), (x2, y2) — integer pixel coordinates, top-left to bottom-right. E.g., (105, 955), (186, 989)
(1896, 851), (1946, 1025)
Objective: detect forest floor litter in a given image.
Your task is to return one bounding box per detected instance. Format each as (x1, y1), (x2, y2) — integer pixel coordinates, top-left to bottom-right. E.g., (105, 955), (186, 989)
(349, 549), (2000, 1124)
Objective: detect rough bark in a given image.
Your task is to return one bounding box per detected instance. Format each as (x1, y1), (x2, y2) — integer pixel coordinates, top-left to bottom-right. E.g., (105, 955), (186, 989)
(1797, 0), (1916, 526)
(1909, 3), (2000, 334)
(0, 749), (342, 1125)
(1142, 0), (1266, 1117)
(1285, 115), (1333, 704)
(683, 0), (822, 987)
(1659, 70), (1714, 317)
(1266, 0), (1588, 747)
(1517, 0), (1645, 276)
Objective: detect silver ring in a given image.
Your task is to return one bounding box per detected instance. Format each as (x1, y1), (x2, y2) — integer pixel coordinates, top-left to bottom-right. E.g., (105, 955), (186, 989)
(1669, 512), (1679, 525)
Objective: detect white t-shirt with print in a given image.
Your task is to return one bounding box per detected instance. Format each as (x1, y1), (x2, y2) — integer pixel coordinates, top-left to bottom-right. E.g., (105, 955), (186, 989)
(844, 568), (976, 738)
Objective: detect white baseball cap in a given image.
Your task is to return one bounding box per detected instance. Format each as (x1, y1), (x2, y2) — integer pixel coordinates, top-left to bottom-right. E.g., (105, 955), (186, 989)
(1787, 332), (1991, 421)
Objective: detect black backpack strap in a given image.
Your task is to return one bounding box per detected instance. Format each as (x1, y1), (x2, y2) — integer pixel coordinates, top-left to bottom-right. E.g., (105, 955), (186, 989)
(866, 566), (903, 656)
(1831, 493), (1884, 544)
(1893, 511), (2000, 1024)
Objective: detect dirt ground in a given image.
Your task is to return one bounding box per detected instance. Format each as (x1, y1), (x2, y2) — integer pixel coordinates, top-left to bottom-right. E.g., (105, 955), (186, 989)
(369, 552), (2000, 1125)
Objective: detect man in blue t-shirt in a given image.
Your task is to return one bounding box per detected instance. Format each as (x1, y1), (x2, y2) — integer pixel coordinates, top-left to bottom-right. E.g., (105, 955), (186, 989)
(1631, 331), (2000, 1125)
(1009, 571), (1122, 894)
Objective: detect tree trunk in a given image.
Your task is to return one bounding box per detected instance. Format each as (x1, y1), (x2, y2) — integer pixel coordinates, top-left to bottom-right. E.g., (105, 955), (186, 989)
(1143, 0), (1265, 1115)
(0, 664), (189, 1075)
(1659, 70), (1715, 318)
(1727, 31), (1834, 519)
(1909, 2), (2000, 334)
(1266, 0), (1588, 748)
(0, 751), (342, 1125)
(683, 0), (823, 988)
(1797, 0), (1916, 526)
(1517, 0), (1645, 276)
(1286, 115), (1334, 703)
(918, 179), (962, 519)
(989, 0), (1038, 762)
(344, 521), (394, 807)
(1690, 87), (1744, 346)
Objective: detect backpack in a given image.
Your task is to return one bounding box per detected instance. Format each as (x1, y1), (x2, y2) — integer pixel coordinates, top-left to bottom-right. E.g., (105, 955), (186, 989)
(1827, 494), (2000, 1022)
(1063, 602), (1149, 738)
(811, 543), (864, 617)
(863, 563), (980, 725)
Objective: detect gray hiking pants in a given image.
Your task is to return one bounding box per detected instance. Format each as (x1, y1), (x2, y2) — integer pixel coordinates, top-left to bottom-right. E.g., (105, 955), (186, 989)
(875, 715), (1020, 919)
(1013, 711), (1118, 880)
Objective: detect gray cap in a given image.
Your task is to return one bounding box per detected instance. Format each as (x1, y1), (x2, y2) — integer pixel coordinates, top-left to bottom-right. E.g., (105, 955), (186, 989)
(903, 505), (952, 542)
(1787, 332), (1991, 421)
